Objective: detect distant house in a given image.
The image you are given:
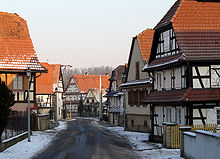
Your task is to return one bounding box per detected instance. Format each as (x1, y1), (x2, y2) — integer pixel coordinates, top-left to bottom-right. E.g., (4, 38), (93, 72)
(36, 62), (64, 120)
(143, 0), (220, 140)
(121, 29), (154, 132)
(83, 88), (99, 117)
(105, 65), (126, 126)
(64, 75), (109, 117)
(0, 12), (46, 112)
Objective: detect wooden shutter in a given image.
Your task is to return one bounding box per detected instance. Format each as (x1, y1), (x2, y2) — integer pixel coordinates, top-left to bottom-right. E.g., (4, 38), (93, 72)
(139, 90), (145, 105)
(128, 91), (133, 106)
(136, 62), (140, 80)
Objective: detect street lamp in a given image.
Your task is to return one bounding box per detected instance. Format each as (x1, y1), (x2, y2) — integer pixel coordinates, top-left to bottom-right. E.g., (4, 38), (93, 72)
(26, 68), (31, 142)
(55, 87), (58, 126)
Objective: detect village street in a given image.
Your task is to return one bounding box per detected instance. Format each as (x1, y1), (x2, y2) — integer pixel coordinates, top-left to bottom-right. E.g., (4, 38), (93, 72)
(32, 118), (138, 159)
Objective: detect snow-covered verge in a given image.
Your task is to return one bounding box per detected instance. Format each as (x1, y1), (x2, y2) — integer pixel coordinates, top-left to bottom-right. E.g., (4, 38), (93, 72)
(0, 121), (67, 159)
(96, 121), (183, 159)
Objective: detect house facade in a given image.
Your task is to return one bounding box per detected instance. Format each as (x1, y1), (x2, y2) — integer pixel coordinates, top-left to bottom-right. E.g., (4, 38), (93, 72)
(105, 65), (126, 126)
(0, 12), (46, 112)
(121, 29), (154, 132)
(143, 0), (220, 139)
(64, 75), (109, 118)
(83, 88), (99, 117)
(36, 63), (64, 120)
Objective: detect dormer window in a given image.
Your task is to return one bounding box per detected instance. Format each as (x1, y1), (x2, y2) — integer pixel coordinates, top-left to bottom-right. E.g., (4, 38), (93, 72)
(156, 29), (179, 58)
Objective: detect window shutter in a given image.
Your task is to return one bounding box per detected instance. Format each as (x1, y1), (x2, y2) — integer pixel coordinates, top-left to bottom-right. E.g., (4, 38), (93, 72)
(136, 62), (140, 80)
(128, 91), (133, 106)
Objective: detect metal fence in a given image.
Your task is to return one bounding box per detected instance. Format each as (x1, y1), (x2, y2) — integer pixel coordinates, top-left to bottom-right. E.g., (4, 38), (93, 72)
(1, 111), (28, 141)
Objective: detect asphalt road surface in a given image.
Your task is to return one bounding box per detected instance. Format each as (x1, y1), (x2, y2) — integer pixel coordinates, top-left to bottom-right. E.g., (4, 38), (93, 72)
(32, 118), (139, 159)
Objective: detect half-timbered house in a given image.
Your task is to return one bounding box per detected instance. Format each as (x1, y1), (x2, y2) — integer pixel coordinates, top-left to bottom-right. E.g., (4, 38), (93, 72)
(105, 65), (126, 126)
(64, 75), (109, 117)
(120, 29), (154, 132)
(36, 62), (64, 120)
(143, 0), (220, 139)
(0, 12), (46, 112)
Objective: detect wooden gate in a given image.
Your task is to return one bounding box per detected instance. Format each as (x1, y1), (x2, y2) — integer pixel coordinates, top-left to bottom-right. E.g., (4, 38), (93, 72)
(170, 124), (217, 148)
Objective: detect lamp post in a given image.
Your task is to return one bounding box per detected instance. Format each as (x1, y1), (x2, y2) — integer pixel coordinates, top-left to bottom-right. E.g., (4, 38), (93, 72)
(55, 87), (58, 126)
(26, 68), (31, 142)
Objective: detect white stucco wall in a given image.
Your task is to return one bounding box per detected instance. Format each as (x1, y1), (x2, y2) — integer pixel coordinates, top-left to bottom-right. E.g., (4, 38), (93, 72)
(127, 38), (149, 82)
(184, 130), (220, 159)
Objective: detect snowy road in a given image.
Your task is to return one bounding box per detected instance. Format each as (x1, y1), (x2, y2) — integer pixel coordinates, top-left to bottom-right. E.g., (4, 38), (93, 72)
(32, 118), (137, 159)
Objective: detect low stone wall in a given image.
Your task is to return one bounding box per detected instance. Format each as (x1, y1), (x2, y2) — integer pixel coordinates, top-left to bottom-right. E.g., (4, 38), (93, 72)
(183, 130), (220, 159)
(0, 132), (28, 152)
(38, 114), (50, 131)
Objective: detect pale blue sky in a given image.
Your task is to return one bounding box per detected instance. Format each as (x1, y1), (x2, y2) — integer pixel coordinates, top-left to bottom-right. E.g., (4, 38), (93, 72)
(1, 0), (176, 68)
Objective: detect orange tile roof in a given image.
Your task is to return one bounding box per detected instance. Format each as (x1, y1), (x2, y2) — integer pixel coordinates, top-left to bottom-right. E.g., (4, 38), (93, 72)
(0, 12), (45, 71)
(155, 0), (220, 31)
(36, 63), (61, 94)
(137, 29), (154, 63)
(172, 0), (220, 31)
(73, 75), (110, 93)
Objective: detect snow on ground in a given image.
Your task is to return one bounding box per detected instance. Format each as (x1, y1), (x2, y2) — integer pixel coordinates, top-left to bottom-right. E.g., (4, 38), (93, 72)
(96, 121), (183, 159)
(0, 121), (67, 159)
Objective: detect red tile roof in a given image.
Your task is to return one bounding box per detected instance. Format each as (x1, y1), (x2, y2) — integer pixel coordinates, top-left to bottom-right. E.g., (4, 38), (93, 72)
(144, 87), (220, 104)
(36, 63), (61, 94)
(137, 29), (155, 63)
(73, 75), (110, 93)
(155, 0), (220, 31)
(0, 12), (45, 72)
(148, 0), (220, 69)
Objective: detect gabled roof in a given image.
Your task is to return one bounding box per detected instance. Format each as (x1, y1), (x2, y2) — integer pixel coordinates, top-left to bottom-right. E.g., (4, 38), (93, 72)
(126, 29), (154, 79)
(0, 12), (45, 72)
(73, 75), (109, 93)
(155, 0), (220, 31)
(137, 29), (155, 63)
(146, 0), (220, 70)
(36, 63), (62, 94)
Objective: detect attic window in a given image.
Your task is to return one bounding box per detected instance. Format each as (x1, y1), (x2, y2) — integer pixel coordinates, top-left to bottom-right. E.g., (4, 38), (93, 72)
(156, 29), (179, 59)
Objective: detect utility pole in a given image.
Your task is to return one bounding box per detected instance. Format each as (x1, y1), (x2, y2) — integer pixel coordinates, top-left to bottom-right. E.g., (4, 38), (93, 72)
(99, 75), (102, 118)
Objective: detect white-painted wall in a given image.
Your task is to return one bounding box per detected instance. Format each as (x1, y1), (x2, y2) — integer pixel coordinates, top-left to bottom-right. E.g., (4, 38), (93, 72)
(184, 130), (220, 159)
(154, 67), (181, 90)
(127, 38), (149, 81)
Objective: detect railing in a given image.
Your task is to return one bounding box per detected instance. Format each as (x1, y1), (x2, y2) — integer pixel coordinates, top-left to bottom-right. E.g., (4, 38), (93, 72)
(170, 124), (217, 148)
(1, 111), (28, 141)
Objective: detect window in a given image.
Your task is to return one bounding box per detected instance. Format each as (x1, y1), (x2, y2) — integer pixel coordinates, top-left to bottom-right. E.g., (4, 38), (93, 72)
(181, 66), (186, 88)
(217, 109), (220, 125)
(92, 99), (94, 103)
(13, 75), (23, 90)
(157, 73), (162, 89)
(166, 108), (172, 123)
(139, 90), (147, 105)
(87, 99), (89, 103)
(175, 109), (182, 124)
(133, 91), (139, 106)
(156, 29), (179, 59)
(171, 68), (175, 89)
(136, 62), (140, 80)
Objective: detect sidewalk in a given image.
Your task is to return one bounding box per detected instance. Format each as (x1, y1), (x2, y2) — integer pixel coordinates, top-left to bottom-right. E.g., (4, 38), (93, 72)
(0, 121), (67, 159)
(95, 120), (183, 159)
